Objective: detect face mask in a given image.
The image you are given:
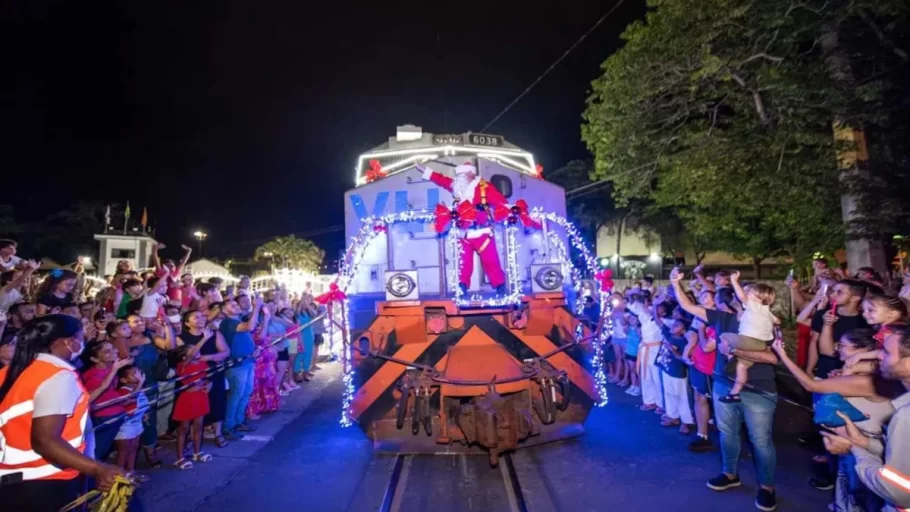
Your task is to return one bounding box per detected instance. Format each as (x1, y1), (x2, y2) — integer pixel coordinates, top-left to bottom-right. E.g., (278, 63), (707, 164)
(68, 338), (85, 360)
(167, 315), (181, 324)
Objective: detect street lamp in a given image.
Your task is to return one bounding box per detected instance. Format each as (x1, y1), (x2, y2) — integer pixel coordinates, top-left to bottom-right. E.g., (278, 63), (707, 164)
(194, 230), (208, 257)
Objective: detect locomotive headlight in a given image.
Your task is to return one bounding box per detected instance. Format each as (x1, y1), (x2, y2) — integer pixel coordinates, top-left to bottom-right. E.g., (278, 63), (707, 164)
(534, 267), (564, 291)
(386, 272), (416, 298)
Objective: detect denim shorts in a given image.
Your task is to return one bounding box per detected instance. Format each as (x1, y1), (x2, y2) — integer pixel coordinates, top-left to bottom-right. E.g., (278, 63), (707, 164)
(689, 368), (712, 397)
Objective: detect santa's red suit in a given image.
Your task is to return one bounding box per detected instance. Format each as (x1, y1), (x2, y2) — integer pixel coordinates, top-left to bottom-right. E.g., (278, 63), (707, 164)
(421, 162), (508, 292)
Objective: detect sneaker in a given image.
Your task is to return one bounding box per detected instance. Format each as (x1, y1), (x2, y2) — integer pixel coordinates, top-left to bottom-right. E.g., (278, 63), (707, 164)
(235, 423), (257, 432)
(707, 474), (742, 491)
(688, 437), (715, 453)
(628, 386), (641, 396)
(809, 477), (834, 491)
(624, 386), (636, 395)
(755, 489), (777, 511)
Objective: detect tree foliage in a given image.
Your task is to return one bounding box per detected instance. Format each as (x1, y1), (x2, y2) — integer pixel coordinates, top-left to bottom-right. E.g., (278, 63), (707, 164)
(254, 235), (325, 272)
(582, 0), (910, 267)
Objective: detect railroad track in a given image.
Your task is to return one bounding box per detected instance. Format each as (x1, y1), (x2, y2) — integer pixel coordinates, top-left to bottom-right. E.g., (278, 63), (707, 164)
(378, 454), (529, 512)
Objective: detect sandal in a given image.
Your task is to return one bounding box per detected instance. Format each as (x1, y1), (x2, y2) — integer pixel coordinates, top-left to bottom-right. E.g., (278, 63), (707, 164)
(193, 452), (213, 462)
(654, 408), (665, 415)
(143, 447), (162, 469)
(173, 458), (193, 470)
(680, 423), (694, 435)
(660, 418), (680, 427)
(215, 436), (229, 448)
(639, 404), (656, 411)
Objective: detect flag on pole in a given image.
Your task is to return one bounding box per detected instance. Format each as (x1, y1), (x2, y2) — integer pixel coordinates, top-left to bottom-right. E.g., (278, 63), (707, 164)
(104, 205), (111, 229)
(124, 201), (131, 220)
(140, 207), (148, 229)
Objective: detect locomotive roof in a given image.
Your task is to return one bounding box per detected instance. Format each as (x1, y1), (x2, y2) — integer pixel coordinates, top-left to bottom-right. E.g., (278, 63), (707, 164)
(353, 128), (538, 186)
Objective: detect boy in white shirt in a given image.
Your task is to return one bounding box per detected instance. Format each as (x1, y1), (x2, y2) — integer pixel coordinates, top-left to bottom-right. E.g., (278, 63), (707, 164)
(627, 292), (665, 413)
(719, 271), (778, 403)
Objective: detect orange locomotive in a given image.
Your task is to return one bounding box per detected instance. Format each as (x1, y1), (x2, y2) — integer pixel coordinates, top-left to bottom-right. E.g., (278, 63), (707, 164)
(342, 128), (606, 465)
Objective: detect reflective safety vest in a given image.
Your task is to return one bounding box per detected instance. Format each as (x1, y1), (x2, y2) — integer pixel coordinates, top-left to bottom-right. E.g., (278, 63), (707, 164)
(0, 359), (89, 481)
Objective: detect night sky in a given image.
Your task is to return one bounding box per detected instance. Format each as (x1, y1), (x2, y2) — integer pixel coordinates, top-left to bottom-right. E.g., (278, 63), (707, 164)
(2, 1), (644, 261)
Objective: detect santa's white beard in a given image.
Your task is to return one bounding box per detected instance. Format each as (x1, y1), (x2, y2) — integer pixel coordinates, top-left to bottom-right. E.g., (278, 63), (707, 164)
(452, 174), (478, 202)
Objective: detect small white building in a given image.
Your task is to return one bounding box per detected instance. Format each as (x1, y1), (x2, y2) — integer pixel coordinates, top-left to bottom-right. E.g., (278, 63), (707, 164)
(184, 258), (236, 282)
(93, 233), (158, 277)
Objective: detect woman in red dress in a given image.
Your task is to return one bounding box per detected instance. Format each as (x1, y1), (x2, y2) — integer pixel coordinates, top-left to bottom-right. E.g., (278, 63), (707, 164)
(172, 344), (213, 469)
(246, 307), (281, 419)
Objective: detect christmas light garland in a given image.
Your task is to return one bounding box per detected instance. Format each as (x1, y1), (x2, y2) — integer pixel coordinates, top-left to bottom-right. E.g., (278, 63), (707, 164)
(332, 208), (614, 423)
(537, 211), (611, 406)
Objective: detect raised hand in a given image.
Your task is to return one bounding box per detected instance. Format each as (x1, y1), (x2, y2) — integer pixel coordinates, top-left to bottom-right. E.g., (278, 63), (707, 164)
(181, 244), (191, 252)
(730, 270), (741, 283)
(693, 264), (704, 275)
(114, 357), (134, 370)
(669, 267), (683, 283)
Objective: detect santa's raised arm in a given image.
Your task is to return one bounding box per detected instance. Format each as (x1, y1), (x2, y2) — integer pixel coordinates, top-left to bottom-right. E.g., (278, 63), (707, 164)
(417, 162), (507, 209)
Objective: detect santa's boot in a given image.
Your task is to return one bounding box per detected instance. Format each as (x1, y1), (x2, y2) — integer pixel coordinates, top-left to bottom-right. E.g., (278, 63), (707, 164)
(458, 283), (469, 296)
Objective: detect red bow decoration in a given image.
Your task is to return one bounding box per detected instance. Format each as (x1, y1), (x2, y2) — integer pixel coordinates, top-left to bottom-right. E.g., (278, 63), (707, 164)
(373, 224), (388, 233)
(493, 199), (541, 229)
(365, 159), (386, 183)
(534, 163), (544, 179)
(434, 201), (477, 233)
(315, 282), (347, 305)
(594, 269), (614, 293)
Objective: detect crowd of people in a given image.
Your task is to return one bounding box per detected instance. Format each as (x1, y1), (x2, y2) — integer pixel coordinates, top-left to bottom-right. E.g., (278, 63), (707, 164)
(600, 261), (910, 512)
(0, 239), (329, 510)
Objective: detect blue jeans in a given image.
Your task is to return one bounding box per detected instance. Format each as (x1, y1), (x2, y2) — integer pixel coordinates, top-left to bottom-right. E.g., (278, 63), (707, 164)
(225, 363), (255, 432)
(713, 380), (777, 487)
(140, 387), (158, 448)
(91, 415), (123, 461)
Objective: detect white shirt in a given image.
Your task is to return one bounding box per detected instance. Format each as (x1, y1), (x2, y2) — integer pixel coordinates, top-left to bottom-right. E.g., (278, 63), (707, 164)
(627, 302), (662, 342)
(739, 301), (775, 341)
(139, 292), (165, 318)
(33, 353), (84, 418)
(0, 255), (21, 273)
(0, 288), (23, 314)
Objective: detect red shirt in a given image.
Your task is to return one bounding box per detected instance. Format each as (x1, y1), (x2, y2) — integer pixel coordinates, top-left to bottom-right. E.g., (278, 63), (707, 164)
(155, 267), (182, 301)
(875, 323), (906, 349)
(691, 326), (717, 375)
(177, 360), (208, 389)
(82, 366), (126, 417)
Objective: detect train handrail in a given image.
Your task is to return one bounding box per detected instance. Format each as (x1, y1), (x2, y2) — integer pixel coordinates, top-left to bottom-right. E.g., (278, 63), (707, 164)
(356, 329), (594, 386)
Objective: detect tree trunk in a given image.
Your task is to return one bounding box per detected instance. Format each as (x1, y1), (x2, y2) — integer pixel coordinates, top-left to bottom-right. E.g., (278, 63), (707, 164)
(753, 257), (763, 279)
(695, 251), (706, 265)
(820, 24), (888, 274)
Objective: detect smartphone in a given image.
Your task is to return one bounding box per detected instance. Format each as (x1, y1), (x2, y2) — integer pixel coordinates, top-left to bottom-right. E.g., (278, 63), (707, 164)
(818, 425), (841, 436)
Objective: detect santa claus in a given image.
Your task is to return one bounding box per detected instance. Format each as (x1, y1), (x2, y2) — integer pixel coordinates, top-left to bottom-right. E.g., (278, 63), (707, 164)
(416, 161), (512, 295)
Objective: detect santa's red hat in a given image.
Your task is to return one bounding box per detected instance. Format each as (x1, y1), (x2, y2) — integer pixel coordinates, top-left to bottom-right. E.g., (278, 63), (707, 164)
(454, 162), (476, 176)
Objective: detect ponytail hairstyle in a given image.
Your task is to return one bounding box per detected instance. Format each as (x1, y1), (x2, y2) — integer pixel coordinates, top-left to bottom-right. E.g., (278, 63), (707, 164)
(0, 314), (83, 403)
(864, 294), (909, 325)
(36, 269), (78, 301)
(840, 328), (878, 351)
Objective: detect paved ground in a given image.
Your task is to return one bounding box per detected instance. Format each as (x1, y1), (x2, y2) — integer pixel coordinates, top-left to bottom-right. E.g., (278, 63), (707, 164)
(133, 365), (832, 512)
